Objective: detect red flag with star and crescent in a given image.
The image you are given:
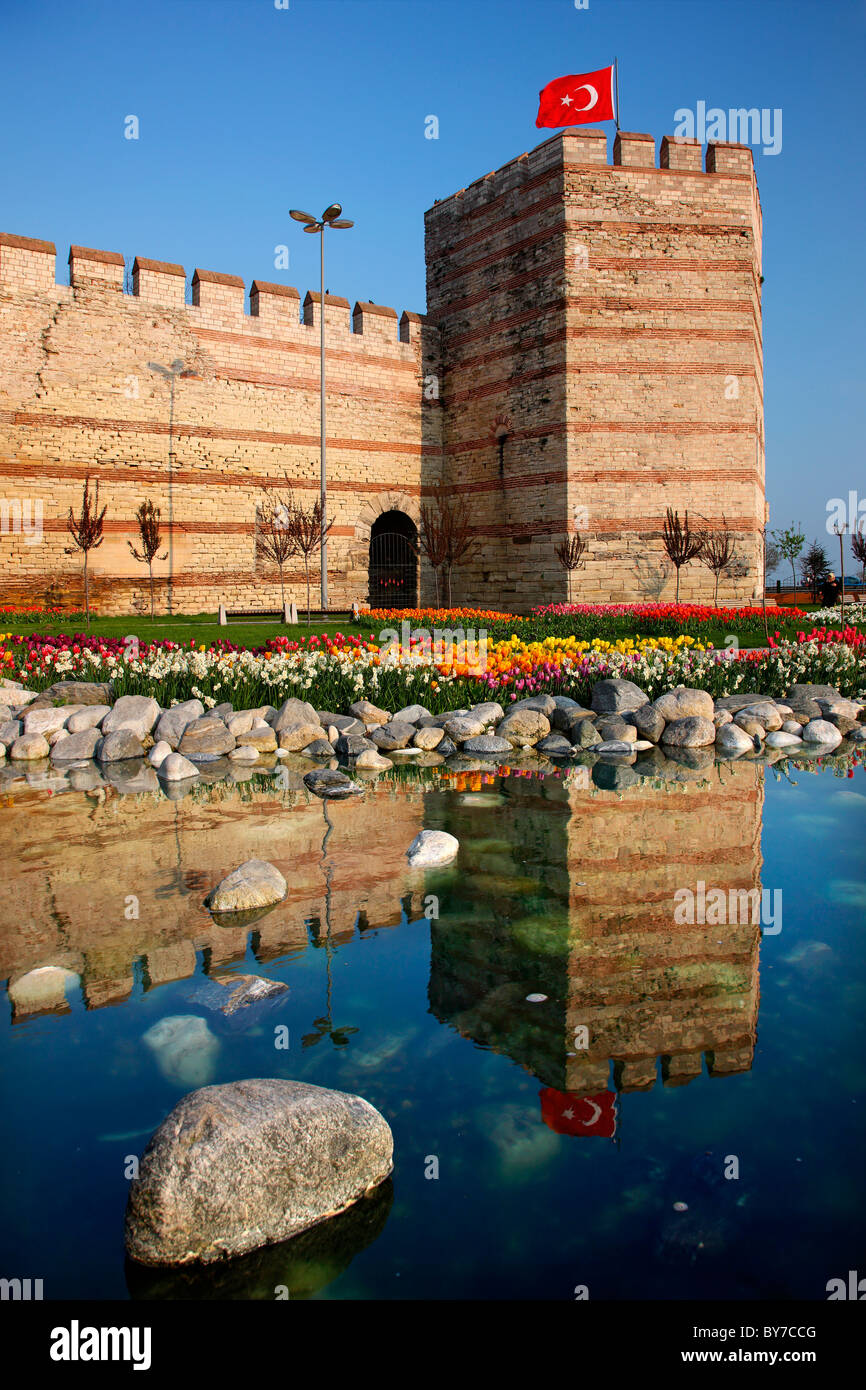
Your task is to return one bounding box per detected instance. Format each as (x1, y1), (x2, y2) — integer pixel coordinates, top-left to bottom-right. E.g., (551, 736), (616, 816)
(536, 66), (616, 128)
(539, 1087), (617, 1138)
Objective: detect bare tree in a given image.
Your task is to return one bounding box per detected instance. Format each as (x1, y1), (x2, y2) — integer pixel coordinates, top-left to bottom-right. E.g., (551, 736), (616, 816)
(416, 492), (449, 605)
(439, 490), (478, 607)
(554, 532), (588, 604)
(291, 493), (333, 623)
(699, 518), (737, 605)
(128, 498), (167, 619)
(851, 527), (866, 585)
(65, 476), (106, 626)
(255, 480), (297, 608)
(662, 507), (704, 602)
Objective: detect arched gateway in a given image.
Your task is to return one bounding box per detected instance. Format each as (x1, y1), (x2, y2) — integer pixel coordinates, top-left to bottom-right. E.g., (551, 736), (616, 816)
(368, 511), (418, 609)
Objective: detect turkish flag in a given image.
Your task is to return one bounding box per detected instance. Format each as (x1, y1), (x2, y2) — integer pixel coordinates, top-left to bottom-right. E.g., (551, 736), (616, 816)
(536, 66), (615, 128)
(540, 1087), (617, 1138)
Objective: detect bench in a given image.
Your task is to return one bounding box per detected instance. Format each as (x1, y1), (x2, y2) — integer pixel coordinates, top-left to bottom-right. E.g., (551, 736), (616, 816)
(218, 602), (365, 625)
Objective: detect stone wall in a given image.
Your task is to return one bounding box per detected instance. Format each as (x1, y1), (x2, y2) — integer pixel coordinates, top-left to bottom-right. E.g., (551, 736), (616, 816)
(0, 127), (764, 615)
(0, 237), (441, 614)
(425, 128), (765, 608)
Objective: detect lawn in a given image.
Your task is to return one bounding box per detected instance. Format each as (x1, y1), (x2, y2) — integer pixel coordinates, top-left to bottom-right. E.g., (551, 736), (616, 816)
(0, 612), (375, 649)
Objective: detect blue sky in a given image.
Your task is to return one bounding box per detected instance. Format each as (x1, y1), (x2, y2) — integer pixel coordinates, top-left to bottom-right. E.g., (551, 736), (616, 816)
(1, 0), (863, 567)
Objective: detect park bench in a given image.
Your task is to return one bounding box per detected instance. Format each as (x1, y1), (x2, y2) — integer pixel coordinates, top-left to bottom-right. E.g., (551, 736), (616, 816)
(218, 602), (365, 625)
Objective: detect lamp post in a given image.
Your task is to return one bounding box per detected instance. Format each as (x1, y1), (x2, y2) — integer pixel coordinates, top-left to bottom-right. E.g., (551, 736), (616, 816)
(289, 203), (353, 612)
(147, 358), (187, 615)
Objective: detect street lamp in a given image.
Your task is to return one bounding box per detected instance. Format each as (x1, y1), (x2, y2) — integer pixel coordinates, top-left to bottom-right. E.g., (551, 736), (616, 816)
(289, 203), (354, 612)
(147, 358), (187, 615)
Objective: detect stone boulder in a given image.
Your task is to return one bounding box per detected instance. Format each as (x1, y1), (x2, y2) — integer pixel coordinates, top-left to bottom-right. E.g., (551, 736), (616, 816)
(628, 703), (666, 743)
(66, 705), (111, 734)
(595, 715), (637, 742)
(276, 720), (327, 753)
(157, 752), (201, 782)
(154, 700), (205, 748)
(97, 729), (147, 762)
(535, 732), (575, 756)
(124, 1079), (393, 1266)
(348, 699), (390, 729)
(552, 706), (596, 736)
(272, 697), (320, 731)
(40, 679), (112, 706)
(24, 705), (84, 737)
(407, 830), (460, 866)
(815, 697), (863, 720)
(335, 732), (375, 758)
(462, 734), (512, 755)
(371, 720), (416, 751)
(443, 715), (486, 742)
(102, 695), (160, 739)
(413, 725), (444, 751)
(392, 704), (431, 724)
(661, 716), (716, 748)
(303, 769), (364, 799)
(355, 749), (393, 771)
(469, 701), (505, 725)
(590, 678), (649, 714)
(205, 859), (287, 914)
(50, 728), (102, 764)
(507, 694), (557, 718)
(801, 719), (843, 748)
(496, 709), (551, 746)
(235, 726), (278, 753)
(715, 723), (756, 756)
(179, 717), (236, 759)
(738, 701), (783, 731)
(765, 731), (803, 749)
(652, 687), (714, 723)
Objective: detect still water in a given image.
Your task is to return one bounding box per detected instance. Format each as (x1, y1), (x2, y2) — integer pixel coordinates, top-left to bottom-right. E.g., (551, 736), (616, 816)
(0, 754), (864, 1299)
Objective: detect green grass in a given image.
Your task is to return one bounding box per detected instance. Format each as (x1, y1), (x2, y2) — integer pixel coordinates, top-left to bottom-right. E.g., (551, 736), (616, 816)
(1, 613), (376, 648)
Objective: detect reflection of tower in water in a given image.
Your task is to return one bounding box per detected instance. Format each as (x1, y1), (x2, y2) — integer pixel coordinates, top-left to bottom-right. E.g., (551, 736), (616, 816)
(426, 763), (764, 1117)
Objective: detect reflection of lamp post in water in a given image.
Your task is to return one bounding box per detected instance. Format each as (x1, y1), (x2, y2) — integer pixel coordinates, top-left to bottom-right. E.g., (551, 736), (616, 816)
(148, 359), (187, 615)
(288, 203), (354, 613)
(301, 801), (359, 1050)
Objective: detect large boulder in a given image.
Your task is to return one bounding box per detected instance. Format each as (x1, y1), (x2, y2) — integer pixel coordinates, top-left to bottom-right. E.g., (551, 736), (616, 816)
(571, 717), (602, 748)
(178, 717), (236, 758)
(158, 752), (201, 782)
(66, 705), (111, 734)
(628, 703), (666, 743)
(738, 701), (783, 731)
(276, 720), (328, 753)
(443, 715), (486, 742)
(765, 730), (803, 749)
(595, 715), (637, 742)
(24, 705), (84, 737)
(97, 729), (147, 762)
(715, 722), (756, 756)
(50, 728), (101, 764)
(303, 769), (364, 800)
(469, 701), (505, 725)
(235, 725), (278, 753)
(652, 687), (714, 723)
(507, 694), (557, 718)
(272, 697), (320, 732)
(413, 725), (444, 751)
(392, 704), (431, 724)
(205, 860), (287, 914)
(154, 700), (205, 748)
(462, 733), (512, 755)
(124, 1079), (393, 1266)
(496, 709), (551, 746)
(801, 719), (843, 748)
(661, 716), (716, 748)
(591, 678), (649, 714)
(102, 695), (160, 739)
(407, 830), (460, 867)
(371, 720), (416, 751)
(40, 679), (112, 706)
(335, 732), (375, 758)
(348, 699), (390, 729)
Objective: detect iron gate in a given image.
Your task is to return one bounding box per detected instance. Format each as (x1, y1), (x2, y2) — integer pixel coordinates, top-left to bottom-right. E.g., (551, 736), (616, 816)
(368, 529), (418, 609)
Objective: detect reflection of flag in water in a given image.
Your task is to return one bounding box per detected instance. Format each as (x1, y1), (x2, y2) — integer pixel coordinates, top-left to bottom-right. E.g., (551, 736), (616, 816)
(540, 1088), (617, 1138)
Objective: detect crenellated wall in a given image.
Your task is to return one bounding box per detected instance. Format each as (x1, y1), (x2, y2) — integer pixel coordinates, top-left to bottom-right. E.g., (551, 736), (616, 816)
(0, 126), (765, 614)
(425, 128), (764, 608)
(0, 236), (442, 613)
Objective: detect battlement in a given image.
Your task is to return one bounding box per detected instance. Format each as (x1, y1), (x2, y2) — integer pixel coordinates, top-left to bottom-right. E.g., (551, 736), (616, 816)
(0, 232), (431, 349)
(425, 127), (758, 224)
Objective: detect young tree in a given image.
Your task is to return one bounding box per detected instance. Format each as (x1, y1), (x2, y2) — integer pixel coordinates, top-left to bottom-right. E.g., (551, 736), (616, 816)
(699, 519), (737, 605)
(800, 539), (830, 601)
(255, 481), (297, 609)
(65, 476), (106, 626)
(771, 523), (805, 588)
(764, 534), (782, 581)
(291, 493), (333, 623)
(662, 507), (704, 602)
(439, 490), (479, 607)
(416, 491), (449, 605)
(128, 498), (167, 619)
(851, 526), (866, 585)
(554, 532), (588, 604)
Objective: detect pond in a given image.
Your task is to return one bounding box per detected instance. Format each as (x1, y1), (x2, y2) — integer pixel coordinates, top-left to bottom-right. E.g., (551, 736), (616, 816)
(0, 753), (863, 1300)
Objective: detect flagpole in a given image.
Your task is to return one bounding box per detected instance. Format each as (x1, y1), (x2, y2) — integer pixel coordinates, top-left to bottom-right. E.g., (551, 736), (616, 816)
(614, 56), (620, 130)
